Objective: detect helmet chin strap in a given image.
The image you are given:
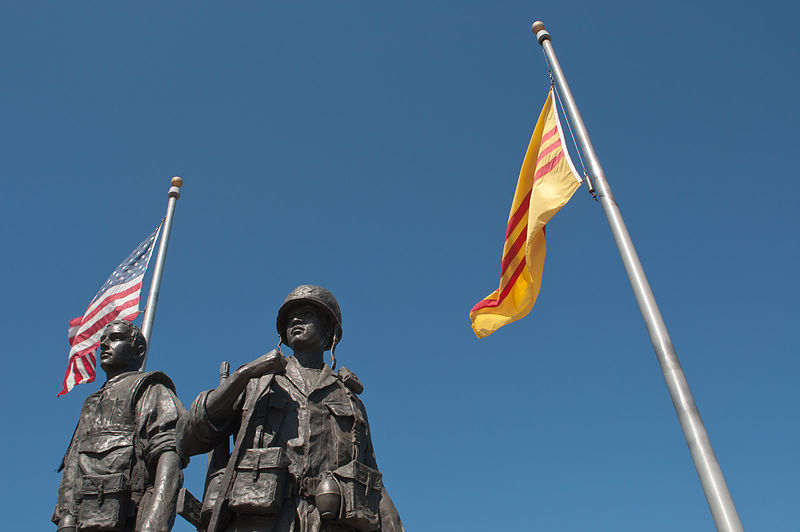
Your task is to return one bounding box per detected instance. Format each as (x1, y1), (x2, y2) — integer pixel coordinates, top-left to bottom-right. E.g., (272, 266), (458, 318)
(330, 332), (339, 370)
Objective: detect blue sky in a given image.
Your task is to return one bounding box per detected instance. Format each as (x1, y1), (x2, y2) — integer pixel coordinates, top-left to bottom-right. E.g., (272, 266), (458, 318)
(1, 2), (798, 530)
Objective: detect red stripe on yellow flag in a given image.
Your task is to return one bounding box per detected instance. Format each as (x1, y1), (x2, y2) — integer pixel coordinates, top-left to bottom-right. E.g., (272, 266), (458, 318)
(470, 89), (582, 338)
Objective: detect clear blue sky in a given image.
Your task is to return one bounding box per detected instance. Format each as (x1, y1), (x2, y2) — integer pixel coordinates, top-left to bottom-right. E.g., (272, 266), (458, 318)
(2, 2), (798, 530)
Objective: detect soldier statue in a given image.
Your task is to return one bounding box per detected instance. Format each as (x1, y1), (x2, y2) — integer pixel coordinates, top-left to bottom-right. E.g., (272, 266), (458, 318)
(53, 320), (184, 532)
(179, 285), (403, 532)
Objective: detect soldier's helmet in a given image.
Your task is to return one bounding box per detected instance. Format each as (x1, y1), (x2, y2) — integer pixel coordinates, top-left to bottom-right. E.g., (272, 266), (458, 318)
(276, 285), (342, 351)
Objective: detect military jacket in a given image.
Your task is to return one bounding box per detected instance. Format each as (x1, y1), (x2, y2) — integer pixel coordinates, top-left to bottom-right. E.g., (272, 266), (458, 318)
(53, 371), (182, 531)
(182, 357), (403, 532)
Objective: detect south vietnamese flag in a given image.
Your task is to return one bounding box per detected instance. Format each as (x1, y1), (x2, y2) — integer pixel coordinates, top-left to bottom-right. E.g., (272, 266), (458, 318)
(470, 89), (581, 338)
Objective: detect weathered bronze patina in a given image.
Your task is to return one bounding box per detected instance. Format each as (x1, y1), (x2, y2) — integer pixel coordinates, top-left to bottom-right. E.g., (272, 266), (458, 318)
(179, 285), (403, 532)
(54, 320), (184, 532)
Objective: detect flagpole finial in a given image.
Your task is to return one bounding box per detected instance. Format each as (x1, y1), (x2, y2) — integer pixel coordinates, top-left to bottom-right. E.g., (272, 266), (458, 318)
(531, 21), (551, 45)
(168, 176), (183, 199)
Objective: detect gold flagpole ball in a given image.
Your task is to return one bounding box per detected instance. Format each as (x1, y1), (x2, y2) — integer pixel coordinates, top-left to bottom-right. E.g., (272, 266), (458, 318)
(531, 21), (546, 34)
(171, 176), (183, 188)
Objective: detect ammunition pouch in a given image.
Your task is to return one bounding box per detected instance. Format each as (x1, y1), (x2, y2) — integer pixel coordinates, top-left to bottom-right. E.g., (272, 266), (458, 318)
(228, 448), (289, 515)
(330, 460), (383, 531)
(76, 473), (131, 531)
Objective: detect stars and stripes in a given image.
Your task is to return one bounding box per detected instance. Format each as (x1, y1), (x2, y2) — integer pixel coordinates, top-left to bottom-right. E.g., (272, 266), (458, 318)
(58, 224), (162, 396)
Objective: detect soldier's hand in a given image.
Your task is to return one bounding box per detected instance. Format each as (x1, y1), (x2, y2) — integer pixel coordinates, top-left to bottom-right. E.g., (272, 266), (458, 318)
(243, 349), (287, 378)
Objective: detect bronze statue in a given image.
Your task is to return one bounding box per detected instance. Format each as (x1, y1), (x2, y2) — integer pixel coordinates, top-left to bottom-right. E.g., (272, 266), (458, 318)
(179, 285), (403, 531)
(53, 320), (184, 532)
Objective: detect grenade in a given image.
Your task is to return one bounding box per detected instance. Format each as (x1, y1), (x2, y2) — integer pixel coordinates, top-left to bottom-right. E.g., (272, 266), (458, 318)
(315, 477), (342, 519)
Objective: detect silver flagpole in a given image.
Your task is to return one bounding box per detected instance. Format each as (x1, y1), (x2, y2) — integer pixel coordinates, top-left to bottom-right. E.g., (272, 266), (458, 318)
(531, 22), (743, 532)
(140, 176), (183, 369)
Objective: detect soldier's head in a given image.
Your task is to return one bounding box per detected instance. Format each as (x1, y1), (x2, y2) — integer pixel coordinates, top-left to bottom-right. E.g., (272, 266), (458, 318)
(98, 320), (147, 377)
(277, 285), (342, 356)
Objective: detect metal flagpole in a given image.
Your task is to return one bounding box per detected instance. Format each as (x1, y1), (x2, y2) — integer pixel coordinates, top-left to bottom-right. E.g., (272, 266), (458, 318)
(531, 22), (743, 532)
(140, 176), (183, 369)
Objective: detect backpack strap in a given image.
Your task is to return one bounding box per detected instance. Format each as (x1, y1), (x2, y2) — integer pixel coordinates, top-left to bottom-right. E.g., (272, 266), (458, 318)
(333, 372), (367, 463)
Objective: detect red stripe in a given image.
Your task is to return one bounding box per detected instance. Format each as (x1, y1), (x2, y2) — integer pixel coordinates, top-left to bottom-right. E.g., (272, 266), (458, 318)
(81, 281), (142, 326)
(500, 226), (527, 277)
(58, 356), (94, 396)
(68, 317), (82, 345)
(57, 361), (74, 396)
(59, 349), (98, 396)
(83, 356), (96, 380)
(502, 128), (561, 240)
(70, 360), (81, 385)
(471, 257), (527, 313)
(70, 341), (101, 362)
(75, 354), (95, 382)
(504, 190), (531, 239)
(541, 126), (557, 144)
(536, 135), (561, 163)
(533, 150), (564, 183)
(78, 356), (94, 381)
(71, 298), (139, 347)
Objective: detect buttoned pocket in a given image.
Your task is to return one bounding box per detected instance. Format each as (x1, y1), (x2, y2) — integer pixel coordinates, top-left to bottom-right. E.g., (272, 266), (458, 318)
(331, 460), (383, 531)
(76, 473), (131, 531)
(229, 448), (290, 515)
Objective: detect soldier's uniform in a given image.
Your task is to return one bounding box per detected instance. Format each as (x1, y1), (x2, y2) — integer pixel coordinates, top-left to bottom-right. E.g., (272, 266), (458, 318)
(181, 356), (403, 532)
(53, 371), (183, 531)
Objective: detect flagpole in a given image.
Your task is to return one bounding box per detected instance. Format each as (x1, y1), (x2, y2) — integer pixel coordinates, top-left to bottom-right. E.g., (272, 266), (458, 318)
(140, 176), (183, 369)
(531, 22), (743, 532)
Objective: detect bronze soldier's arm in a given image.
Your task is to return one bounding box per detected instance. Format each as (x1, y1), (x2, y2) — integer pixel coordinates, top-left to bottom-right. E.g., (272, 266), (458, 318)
(136, 382), (185, 531)
(138, 451), (182, 532)
(53, 421), (81, 530)
(54, 463), (78, 529)
(205, 350), (285, 426)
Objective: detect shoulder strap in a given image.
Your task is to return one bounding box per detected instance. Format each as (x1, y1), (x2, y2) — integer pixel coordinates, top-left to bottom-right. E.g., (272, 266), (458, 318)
(131, 371), (176, 404)
(333, 377), (366, 463)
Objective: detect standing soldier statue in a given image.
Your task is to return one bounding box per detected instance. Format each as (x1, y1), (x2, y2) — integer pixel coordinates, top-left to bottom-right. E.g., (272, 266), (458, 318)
(53, 320), (185, 532)
(179, 285), (403, 532)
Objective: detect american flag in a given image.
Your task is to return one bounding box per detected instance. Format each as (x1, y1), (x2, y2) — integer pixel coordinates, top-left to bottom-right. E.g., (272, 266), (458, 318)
(58, 224), (162, 396)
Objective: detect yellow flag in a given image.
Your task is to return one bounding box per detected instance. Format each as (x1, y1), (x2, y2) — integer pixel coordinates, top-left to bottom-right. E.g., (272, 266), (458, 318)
(470, 89), (581, 338)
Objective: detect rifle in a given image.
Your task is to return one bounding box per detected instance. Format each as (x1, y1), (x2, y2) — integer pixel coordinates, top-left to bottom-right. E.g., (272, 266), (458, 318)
(177, 361), (230, 531)
(206, 369), (273, 532)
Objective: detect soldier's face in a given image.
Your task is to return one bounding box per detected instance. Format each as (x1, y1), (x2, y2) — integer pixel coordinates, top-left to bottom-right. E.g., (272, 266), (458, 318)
(285, 304), (329, 351)
(98, 323), (140, 374)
